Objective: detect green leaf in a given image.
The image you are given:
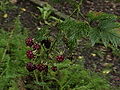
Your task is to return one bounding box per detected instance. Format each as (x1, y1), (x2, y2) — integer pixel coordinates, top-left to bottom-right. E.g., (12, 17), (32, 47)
(87, 11), (120, 47)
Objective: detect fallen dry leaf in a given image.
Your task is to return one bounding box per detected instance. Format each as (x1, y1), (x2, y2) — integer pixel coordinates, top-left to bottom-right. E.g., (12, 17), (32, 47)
(9, 0), (17, 4)
(3, 14), (8, 18)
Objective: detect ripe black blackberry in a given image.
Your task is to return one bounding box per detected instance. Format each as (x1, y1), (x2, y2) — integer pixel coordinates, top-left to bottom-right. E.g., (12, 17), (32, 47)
(41, 39), (51, 49)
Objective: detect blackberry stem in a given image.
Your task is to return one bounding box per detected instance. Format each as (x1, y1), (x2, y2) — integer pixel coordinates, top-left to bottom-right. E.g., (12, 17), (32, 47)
(34, 71), (39, 83)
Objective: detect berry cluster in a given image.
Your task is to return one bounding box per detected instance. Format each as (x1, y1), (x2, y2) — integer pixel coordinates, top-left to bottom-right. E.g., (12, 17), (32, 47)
(25, 38), (41, 59)
(36, 64), (48, 72)
(26, 62), (58, 72)
(26, 62), (48, 72)
(25, 37), (65, 72)
(26, 55), (65, 72)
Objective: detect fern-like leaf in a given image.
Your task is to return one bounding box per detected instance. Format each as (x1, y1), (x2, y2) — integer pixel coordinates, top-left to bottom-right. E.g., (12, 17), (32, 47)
(87, 11), (120, 47)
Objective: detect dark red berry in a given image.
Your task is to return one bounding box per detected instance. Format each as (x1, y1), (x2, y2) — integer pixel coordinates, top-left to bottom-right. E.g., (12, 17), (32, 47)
(36, 64), (44, 72)
(25, 37), (34, 47)
(26, 62), (36, 72)
(51, 66), (57, 72)
(41, 39), (51, 49)
(26, 50), (35, 59)
(32, 43), (41, 50)
(56, 55), (64, 62)
(36, 64), (48, 72)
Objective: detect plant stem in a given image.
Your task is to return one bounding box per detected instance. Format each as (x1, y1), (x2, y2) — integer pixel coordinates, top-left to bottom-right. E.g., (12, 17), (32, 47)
(1, 49), (7, 62)
(0, 68), (7, 77)
(34, 71), (39, 83)
(48, 39), (57, 53)
(41, 72), (45, 89)
(69, 0), (83, 18)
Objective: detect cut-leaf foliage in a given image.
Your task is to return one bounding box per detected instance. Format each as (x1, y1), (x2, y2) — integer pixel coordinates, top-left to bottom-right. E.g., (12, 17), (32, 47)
(87, 11), (120, 47)
(58, 19), (89, 49)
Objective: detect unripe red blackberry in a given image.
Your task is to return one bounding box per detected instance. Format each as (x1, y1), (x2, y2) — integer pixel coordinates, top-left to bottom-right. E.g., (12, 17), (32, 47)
(41, 39), (51, 49)
(25, 37), (34, 47)
(36, 64), (48, 72)
(51, 66), (57, 72)
(26, 50), (35, 59)
(26, 62), (36, 72)
(56, 55), (64, 62)
(36, 64), (44, 72)
(32, 43), (41, 50)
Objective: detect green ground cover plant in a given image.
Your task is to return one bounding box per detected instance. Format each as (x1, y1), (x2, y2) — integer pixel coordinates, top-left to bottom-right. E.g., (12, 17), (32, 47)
(0, 15), (111, 90)
(0, 0), (120, 90)
(0, 0), (16, 12)
(58, 11), (120, 48)
(0, 17), (28, 90)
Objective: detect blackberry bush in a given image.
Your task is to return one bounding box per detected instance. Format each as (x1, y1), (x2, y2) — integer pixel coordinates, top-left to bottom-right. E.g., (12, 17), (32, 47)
(0, 3), (116, 89)
(23, 23), (111, 90)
